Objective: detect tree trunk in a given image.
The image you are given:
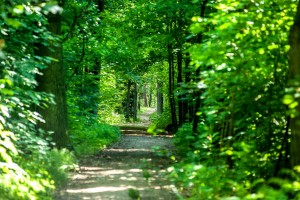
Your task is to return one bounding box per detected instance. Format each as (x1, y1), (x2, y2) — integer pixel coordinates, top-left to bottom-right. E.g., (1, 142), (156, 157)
(97, 0), (105, 12)
(192, 0), (209, 133)
(138, 93), (141, 111)
(184, 53), (193, 122)
(192, 67), (201, 133)
(36, 12), (69, 148)
(168, 44), (177, 126)
(143, 85), (148, 107)
(132, 82), (138, 121)
(176, 3), (185, 126)
(156, 81), (163, 115)
(177, 49), (184, 125)
(288, 1), (300, 167)
(148, 86), (152, 107)
(125, 80), (131, 121)
(89, 57), (101, 115)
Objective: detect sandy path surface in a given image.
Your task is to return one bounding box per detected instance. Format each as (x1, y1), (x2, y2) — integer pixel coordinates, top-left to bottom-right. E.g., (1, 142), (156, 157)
(55, 109), (177, 200)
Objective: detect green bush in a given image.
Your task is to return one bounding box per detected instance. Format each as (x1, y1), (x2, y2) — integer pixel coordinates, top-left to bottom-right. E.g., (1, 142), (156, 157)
(169, 130), (300, 200)
(173, 123), (216, 160)
(0, 163), (54, 200)
(43, 148), (77, 187)
(149, 110), (172, 130)
(69, 117), (120, 156)
(169, 161), (300, 200)
(0, 128), (54, 200)
(173, 123), (195, 157)
(7, 148), (77, 200)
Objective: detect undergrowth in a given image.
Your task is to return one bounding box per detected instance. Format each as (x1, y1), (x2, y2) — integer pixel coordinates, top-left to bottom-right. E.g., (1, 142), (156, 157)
(149, 110), (172, 131)
(169, 123), (300, 200)
(69, 114), (120, 156)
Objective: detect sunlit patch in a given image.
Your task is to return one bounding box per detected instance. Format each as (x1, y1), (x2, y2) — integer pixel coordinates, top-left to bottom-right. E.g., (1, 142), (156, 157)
(80, 167), (106, 171)
(120, 176), (138, 181)
(67, 184), (174, 195)
(67, 186), (135, 194)
(107, 148), (153, 152)
(57, 133), (175, 199)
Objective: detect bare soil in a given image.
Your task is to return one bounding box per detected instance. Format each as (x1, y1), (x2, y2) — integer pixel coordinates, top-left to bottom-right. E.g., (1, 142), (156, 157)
(55, 108), (177, 200)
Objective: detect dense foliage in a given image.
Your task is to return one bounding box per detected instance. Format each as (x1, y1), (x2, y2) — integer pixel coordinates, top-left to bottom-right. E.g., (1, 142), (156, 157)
(170, 1), (300, 199)
(2, 0), (300, 199)
(100, 0), (300, 199)
(61, 0), (121, 155)
(0, 1), (75, 199)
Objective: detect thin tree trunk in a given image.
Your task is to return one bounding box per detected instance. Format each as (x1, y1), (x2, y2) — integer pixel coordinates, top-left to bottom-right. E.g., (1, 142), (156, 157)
(176, 2), (185, 126)
(168, 44), (177, 126)
(97, 0), (105, 12)
(132, 82), (138, 121)
(192, 0), (209, 133)
(177, 49), (184, 125)
(148, 85), (152, 107)
(156, 81), (163, 115)
(89, 57), (101, 115)
(185, 54), (193, 122)
(143, 85), (148, 107)
(125, 80), (131, 121)
(138, 93), (141, 111)
(274, 117), (290, 175)
(192, 67), (201, 133)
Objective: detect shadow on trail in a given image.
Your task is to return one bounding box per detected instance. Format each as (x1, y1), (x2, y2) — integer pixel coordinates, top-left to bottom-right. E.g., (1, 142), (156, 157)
(55, 108), (177, 200)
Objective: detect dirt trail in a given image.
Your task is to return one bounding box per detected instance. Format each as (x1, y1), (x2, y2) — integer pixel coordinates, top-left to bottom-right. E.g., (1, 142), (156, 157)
(55, 108), (177, 200)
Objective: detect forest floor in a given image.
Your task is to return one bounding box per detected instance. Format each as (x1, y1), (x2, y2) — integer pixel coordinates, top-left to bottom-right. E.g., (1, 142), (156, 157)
(55, 108), (178, 200)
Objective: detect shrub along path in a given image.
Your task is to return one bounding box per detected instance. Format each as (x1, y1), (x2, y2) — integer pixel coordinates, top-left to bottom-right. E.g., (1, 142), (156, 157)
(55, 108), (177, 200)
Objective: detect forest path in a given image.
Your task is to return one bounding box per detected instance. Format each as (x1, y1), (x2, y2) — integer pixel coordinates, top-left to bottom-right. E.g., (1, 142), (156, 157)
(55, 108), (177, 200)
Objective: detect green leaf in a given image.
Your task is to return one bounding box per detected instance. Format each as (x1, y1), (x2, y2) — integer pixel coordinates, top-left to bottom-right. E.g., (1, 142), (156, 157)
(283, 95), (294, 105)
(258, 48), (265, 55)
(5, 18), (22, 28)
(289, 101), (299, 109)
(219, 22), (232, 30)
(0, 88), (13, 95)
(267, 43), (279, 50)
(13, 5), (24, 15)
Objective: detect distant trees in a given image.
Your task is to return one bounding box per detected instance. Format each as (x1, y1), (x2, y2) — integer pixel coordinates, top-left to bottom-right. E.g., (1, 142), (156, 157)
(99, 0), (204, 126)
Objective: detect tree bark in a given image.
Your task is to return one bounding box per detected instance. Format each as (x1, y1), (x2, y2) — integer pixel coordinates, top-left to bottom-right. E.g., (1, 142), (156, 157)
(97, 0), (105, 12)
(125, 80), (131, 121)
(132, 82), (138, 121)
(177, 49), (184, 125)
(36, 12), (69, 148)
(156, 81), (163, 115)
(192, 0), (209, 133)
(143, 85), (148, 107)
(192, 67), (201, 133)
(288, 1), (300, 167)
(176, 2), (185, 126)
(184, 53), (193, 122)
(168, 44), (177, 126)
(88, 57), (101, 115)
(148, 86), (152, 107)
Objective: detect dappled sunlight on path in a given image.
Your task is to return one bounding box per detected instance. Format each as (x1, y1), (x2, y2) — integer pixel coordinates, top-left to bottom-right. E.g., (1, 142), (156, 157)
(55, 109), (177, 200)
(55, 135), (176, 200)
(117, 107), (156, 129)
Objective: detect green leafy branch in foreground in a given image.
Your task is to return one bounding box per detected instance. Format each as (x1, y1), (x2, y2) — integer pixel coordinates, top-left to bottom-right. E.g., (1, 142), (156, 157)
(168, 0), (300, 199)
